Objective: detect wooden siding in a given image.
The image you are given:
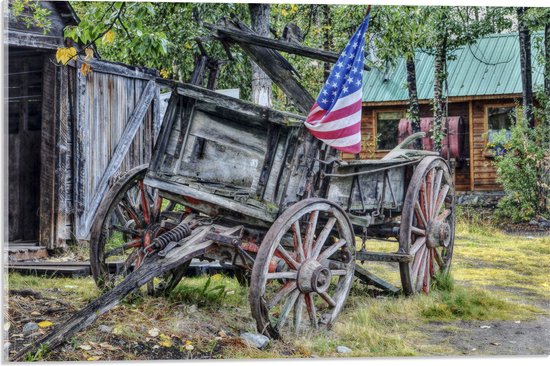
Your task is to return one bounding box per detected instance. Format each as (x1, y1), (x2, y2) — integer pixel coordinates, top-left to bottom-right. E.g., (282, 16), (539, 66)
(352, 97), (528, 191)
(73, 61), (159, 239)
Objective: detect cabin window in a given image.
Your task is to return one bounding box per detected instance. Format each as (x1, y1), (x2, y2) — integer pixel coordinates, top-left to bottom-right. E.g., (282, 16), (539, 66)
(376, 111), (402, 150)
(487, 106), (515, 143)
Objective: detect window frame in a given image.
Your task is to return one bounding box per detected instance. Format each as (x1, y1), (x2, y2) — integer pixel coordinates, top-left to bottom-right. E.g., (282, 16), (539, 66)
(373, 108), (406, 152)
(484, 103), (516, 144)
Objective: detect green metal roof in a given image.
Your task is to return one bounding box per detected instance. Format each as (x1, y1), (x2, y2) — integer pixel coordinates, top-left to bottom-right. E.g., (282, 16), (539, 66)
(362, 32), (545, 102)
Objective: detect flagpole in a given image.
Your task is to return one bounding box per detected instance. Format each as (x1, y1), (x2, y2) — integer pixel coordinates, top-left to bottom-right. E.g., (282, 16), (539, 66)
(354, 5), (371, 161)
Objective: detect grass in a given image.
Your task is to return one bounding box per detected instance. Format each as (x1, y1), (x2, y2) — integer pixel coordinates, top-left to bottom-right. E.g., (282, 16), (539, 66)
(6, 212), (549, 360)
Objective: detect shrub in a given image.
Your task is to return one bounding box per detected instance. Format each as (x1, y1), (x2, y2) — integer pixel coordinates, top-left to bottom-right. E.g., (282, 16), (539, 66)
(492, 107), (550, 222)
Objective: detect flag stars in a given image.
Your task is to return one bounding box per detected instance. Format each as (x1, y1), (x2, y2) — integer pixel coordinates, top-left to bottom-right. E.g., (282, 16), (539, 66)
(332, 91), (337, 96)
(337, 61), (344, 68)
(352, 66), (358, 74)
(332, 82), (337, 88)
(335, 72), (341, 79)
(321, 98), (328, 104)
(322, 89), (328, 96)
(342, 86), (349, 94)
(355, 79), (361, 86)
(352, 41), (358, 49)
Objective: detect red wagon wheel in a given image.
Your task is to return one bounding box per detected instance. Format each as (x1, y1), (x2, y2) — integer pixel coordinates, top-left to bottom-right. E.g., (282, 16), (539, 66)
(250, 198), (355, 339)
(90, 164), (191, 295)
(399, 156), (455, 295)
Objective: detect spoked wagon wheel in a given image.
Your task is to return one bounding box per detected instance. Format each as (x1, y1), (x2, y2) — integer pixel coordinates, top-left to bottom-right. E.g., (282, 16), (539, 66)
(399, 156), (455, 295)
(90, 164), (191, 295)
(250, 198), (355, 339)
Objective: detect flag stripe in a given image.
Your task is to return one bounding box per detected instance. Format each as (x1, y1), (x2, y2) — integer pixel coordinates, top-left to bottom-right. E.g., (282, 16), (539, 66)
(304, 15), (370, 155)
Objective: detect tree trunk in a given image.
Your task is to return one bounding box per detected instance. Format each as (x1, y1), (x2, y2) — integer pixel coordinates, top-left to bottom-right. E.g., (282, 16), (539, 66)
(406, 54), (421, 149)
(545, 22), (550, 124)
(249, 3), (272, 107)
(322, 4), (333, 82)
(433, 10), (448, 152)
(517, 7), (535, 128)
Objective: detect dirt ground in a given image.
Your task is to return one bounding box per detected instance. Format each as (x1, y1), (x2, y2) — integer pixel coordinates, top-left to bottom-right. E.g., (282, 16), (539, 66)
(4, 225), (550, 361)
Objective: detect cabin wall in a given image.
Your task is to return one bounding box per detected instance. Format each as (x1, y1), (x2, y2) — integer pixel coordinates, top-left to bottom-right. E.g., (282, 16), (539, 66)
(352, 101), (477, 192)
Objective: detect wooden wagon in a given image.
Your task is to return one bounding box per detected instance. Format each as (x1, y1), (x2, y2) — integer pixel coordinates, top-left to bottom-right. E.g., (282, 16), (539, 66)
(87, 80), (455, 338)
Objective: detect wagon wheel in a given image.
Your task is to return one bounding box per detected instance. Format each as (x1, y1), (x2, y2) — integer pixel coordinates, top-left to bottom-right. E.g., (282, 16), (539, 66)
(250, 198), (355, 339)
(90, 164), (191, 295)
(399, 156), (455, 295)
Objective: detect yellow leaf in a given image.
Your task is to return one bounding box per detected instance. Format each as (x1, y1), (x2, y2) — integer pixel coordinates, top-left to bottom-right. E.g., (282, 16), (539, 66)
(38, 320), (53, 328)
(84, 47), (94, 61)
(55, 47), (77, 65)
(159, 69), (170, 78)
(281, 9), (288, 16)
(184, 41), (191, 49)
(80, 62), (92, 76)
(87, 356), (100, 361)
(102, 29), (116, 44)
(158, 334), (172, 347)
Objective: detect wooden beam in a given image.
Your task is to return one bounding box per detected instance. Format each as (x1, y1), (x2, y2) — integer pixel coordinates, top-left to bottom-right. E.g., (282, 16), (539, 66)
(468, 100), (475, 191)
(79, 80), (156, 236)
(203, 21), (370, 71)
(85, 59), (158, 80)
(6, 30), (63, 50)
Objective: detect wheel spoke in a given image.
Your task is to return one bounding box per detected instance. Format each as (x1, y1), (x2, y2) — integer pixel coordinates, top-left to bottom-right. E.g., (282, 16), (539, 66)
(292, 221), (305, 262)
(421, 181), (429, 222)
(304, 210), (319, 258)
(410, 237), (426, 256)
(305, 292), (318, 329)
(411, 226), (426, 236)
(434, 184), (450, 216)
(414, 201), (428, 229)
(410, 245), (426, 284)
(416, 247), (429, 292)
(428, 169), (435, 218)
(139, 180), (151, 225)
(293, 294), (304, 331)
(436, 208), (451, 221)
(120, 197), (143, 229)
(275, 289), (300, 330)
(267, 282), (297, 309)
(276, 244), (300, 270)
(311, 217), (337, 260)
(318, 291), (336, 308)
(318, 239), (347, 261)
(433, 169), (443, 210)
(104, 239), (141, 258)
(266, 271), (297, 280)
(433, 247), (444, 268)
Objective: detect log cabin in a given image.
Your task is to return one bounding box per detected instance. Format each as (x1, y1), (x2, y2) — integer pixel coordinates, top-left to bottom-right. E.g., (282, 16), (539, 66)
(345, 32), (545, 192)
(5, 1), (161, 252)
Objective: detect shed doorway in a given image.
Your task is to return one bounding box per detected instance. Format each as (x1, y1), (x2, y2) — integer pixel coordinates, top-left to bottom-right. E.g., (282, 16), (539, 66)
(8, 47), (44, 242)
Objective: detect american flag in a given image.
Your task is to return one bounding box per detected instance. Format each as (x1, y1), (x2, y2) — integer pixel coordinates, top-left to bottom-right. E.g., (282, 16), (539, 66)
(304, 15), (370, 154)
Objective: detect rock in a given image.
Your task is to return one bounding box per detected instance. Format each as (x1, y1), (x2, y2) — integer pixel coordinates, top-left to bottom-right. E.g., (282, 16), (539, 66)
(240, 332), (270, 350)
(99, 325), (112, 333)
(529, 220), (538, 226)
(22, 322), (39, 335)
(336, 345), (352, 354)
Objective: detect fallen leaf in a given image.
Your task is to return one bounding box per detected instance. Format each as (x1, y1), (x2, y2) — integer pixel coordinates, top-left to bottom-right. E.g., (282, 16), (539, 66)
(4, 322), (10, 331)
(218, 330), (227, 338)
(148, 328), (160, 337)
(480, 325), (491, 329)
(87, 356), (100, 361)
(30, 311), (41, 316)
(79, 344), (92, 351)
(37, 321), (53, 329)
(112, 325), (124, 335)
(159, 334), (172, 347)
(152, 345), (160, 349)
(99, 342), (117, 351)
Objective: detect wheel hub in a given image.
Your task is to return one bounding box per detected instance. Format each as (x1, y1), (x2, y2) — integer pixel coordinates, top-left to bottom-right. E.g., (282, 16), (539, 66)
(426, 220), (451, 248)
(296, 260), (332, 293)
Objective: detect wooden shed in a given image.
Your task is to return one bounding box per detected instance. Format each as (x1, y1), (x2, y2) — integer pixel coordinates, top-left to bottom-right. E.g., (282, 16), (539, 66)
(347, 32), (544, 192)
(5, 1), (161, 252)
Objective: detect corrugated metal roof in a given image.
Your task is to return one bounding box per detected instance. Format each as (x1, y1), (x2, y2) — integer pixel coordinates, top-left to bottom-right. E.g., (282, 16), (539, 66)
(362, 32), (545, 102)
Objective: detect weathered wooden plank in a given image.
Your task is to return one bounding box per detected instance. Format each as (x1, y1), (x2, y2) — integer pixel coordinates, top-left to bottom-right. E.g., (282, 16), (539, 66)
(355, 250), (412, 263)
(5, 30), (63, 49)
(79, 80), (156, 236)
(204, 20), (370, 71)
(354, 266), (400, 294)
(85, 59), (158, 80)
(172, 83), (304, 126)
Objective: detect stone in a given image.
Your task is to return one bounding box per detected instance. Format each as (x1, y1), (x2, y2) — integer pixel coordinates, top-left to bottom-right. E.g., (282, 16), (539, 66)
(240, 332), (270, 350)
(529, 220), (538, 226)
(336, 345), (352, 354)
(98, 325), (112, 333)
(22, 322), (39, 335)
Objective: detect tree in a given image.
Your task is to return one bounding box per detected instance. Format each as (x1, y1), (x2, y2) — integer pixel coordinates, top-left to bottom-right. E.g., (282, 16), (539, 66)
(432, 8), (449, 152)
(249, 3), (272, 107)
(517, 7), (536, 128)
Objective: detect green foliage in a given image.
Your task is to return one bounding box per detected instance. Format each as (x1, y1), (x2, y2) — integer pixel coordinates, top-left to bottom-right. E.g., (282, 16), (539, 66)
(9, 0), (52, 34)
(169, 274), (228, 306)
(492, 107), (550, 222)
(23, 344), (49, 362)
